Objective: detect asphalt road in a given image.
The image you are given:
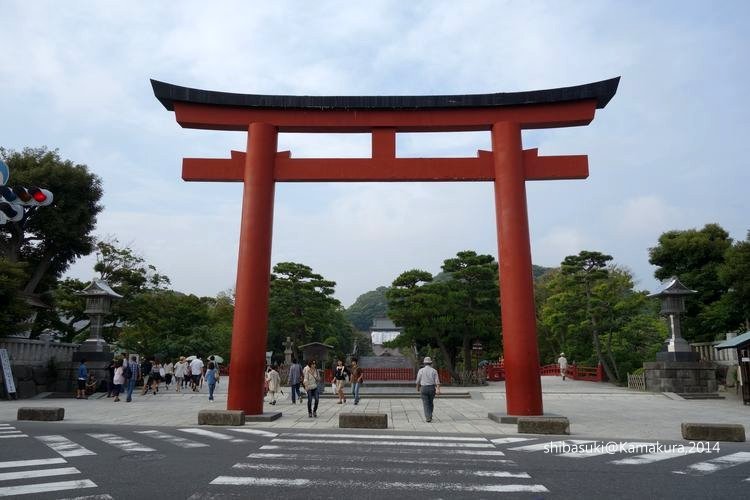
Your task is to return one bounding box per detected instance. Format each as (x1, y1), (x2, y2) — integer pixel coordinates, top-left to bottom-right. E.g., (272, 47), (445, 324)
(1, 421), (748, 499)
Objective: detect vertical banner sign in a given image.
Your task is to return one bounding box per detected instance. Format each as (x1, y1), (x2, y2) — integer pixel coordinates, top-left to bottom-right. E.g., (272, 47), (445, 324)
(0, 348), (17, 396)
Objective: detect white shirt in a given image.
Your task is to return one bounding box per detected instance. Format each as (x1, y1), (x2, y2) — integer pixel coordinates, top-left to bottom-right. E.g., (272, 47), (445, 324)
(190, 358), (204, 375)
(415, 365), (440, 387)
(558, 356), (568, 369)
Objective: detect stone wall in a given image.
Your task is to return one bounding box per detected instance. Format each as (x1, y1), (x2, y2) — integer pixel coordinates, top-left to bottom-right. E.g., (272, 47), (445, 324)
(644, 361), (718, 394)
(1, 336), (80, 399)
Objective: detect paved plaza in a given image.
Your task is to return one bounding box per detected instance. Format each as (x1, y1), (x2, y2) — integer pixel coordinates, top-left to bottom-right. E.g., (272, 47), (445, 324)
(1, 377), (747, 441)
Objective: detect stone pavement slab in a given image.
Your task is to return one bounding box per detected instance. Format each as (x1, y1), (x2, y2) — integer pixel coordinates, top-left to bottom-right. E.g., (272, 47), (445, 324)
(0, 377), (746, 441)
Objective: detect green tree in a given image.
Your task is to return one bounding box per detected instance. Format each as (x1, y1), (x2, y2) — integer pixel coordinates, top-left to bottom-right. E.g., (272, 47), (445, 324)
(118, 291), (214, 359)
(1, 147), (103, 335)
(539, 251), (665, 382)
(47, 239), (171, 342)
(344, 286), (388, 331)
(0, 147), (103, 297)
(0, 259), (31, 333)
(718, 230), (750, 331)
(267, 262), (347, 357)
(386, 251), (500, 380)
(441, 251), (500, 370)
(649, 224), (733, 341)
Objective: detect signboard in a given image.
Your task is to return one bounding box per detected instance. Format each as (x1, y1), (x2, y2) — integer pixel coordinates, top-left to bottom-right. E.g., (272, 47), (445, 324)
(0, 348), (16, 396)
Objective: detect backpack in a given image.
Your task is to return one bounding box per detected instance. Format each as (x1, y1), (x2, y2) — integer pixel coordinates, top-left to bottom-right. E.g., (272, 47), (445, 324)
(123, 365), (132, 380)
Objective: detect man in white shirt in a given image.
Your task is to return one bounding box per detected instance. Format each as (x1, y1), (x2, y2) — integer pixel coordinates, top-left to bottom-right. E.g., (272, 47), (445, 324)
(189, 356), (205, 392)
(415, 356), (441, 422)
(558, 352), (568, 381)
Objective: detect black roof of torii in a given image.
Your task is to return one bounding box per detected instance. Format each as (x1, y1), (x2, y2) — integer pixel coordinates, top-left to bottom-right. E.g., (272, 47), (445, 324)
(151, 77), (620, 112)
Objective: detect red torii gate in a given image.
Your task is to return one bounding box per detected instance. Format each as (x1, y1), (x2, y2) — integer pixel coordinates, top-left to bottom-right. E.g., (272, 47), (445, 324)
(152, 77), (619, 416)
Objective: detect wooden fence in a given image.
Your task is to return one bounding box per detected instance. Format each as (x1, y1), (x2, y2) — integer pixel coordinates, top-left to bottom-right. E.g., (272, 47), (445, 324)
(627, 372), (646, 391)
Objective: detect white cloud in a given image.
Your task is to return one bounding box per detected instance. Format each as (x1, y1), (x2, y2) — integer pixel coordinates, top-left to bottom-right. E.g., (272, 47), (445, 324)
(3, 0), (749, 306)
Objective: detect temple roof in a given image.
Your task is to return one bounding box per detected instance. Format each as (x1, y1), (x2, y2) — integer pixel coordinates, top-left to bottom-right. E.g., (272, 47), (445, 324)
(151, 77), (620, 112)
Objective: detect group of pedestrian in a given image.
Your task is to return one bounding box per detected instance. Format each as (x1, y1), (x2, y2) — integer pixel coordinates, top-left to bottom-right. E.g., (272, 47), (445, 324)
(271, 357), (365, 417)
(83, 354), (221, 403)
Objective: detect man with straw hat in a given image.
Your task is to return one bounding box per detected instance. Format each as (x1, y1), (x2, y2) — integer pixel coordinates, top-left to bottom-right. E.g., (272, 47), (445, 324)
(415, 356), (441, 423)
(558, 352), (568, 381)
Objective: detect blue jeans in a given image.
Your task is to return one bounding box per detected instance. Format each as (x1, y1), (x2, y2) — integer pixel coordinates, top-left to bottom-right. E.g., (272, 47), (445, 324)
(208, 382), (216, 400)
(126, 378), (136, 402)
(352, 382), (361, 403)
(306, 387), (319, 415)
(291, 383), (301, 403)
(420, 385), (436, 420)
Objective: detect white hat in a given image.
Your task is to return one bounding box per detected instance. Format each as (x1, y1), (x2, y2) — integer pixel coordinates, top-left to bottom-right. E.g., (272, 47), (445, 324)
(423, 356), (433, 364)
(560, 352), (565, 356)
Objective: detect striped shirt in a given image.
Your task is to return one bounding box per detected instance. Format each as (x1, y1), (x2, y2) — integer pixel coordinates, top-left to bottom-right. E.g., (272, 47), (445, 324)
(415, 365), (440, 387)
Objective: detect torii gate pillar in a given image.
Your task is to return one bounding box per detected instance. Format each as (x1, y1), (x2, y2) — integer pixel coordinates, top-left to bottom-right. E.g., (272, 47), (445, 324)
(493, 122), (542, 414)
(227, 123), (277, 413)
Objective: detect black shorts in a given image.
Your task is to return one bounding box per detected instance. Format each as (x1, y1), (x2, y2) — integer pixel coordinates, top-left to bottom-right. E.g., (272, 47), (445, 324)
(77, 379), (86, 390)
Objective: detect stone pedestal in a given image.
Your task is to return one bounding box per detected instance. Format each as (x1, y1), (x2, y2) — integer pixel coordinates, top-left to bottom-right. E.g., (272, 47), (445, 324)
(644, 361), (717, 394)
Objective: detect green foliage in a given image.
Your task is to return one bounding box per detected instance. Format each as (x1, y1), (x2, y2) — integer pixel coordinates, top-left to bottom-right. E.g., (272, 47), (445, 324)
(118, 291), (230, 361)
(0, 258), (31, 334)
(344, 286), (388, 331)
(538, 251), (665, 383)
(718, 231), (750, 330)
(0, 147), (103, 294)
(267, 262), (352, 360)
(649, 224), (734, 341)
(48, 239), (172, 342)
(386, 251), (500, 378)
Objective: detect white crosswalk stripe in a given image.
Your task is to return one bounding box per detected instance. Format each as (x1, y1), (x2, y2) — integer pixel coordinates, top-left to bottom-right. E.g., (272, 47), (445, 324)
(491, 437), (535, 445)
(508, 440), (596, 452)
(272, 437), (494, 448)
(229, 429), (278, 438)
(0, 433), (27, 439)
(209, 433), (548, 495)
(673, 451), (750, 476)
(0, 479), (97, 497)
(36, 435), (97, 457)
(0, 458), (67, 469)
(560, 442), (656, 459)
(0, 466), (80, 482)
(0, 456), (100, 498)
(611, 448), (701, 465)
(245, 452), (517, 466)
(232, 462), (529, 478)
(282, 432), (488, 442)
(136, 430), (209, 448)
(87, 433), (155, 453)
(178, 428), (247, 443)
(57, 495), (114, 500)
(210, 476), (549, 493)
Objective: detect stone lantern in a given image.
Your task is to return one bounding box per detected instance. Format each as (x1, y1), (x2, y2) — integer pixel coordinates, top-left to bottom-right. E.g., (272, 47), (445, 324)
(648, 276), (698, 362)
(643, 276), (716, 395)
(77, 279), (122, 353)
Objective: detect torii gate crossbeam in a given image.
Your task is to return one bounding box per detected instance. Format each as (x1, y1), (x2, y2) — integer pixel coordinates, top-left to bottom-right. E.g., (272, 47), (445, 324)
(152, 77), (619, 417)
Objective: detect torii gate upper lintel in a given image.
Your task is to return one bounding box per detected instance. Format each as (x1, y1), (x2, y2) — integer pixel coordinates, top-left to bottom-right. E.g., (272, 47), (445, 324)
(152, 77), (620, 416)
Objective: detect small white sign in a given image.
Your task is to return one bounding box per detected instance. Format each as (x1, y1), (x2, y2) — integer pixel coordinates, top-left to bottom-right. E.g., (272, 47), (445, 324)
(742, 357), (750, 363)
(0, 349), (16, 395)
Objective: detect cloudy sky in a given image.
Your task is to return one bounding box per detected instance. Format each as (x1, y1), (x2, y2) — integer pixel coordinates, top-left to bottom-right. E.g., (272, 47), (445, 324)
(1, 1), (747, 306)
